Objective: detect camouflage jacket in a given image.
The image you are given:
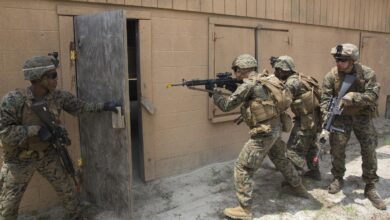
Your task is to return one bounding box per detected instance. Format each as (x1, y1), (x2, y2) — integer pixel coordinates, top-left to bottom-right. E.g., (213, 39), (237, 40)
(0, 86), (104, 148)
(284, 73), (310, 100)
(320, 63), (380, 117)
(213, 71), (281, 133)
(213, 72), (268, 112)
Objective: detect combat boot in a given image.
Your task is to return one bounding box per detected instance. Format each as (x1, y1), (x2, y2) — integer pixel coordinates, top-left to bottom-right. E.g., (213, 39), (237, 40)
(328, 178), (343, 194)
(303, 169), (321, 181)
(223, 205), (252, 220)
(364, 183), (386, 210)
(282, 182), (310, 199)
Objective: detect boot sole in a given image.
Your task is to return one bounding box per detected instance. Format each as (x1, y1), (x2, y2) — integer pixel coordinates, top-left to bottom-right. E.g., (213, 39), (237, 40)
(365, 194), (387, 210)
(224, 212), (252, 220)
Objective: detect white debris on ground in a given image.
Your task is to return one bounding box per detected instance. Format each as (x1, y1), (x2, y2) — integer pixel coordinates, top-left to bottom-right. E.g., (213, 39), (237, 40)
(19, 118), (390, 220)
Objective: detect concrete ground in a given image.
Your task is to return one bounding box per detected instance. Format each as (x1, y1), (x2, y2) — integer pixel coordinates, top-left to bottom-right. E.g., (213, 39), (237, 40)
(19, 118), (390, 220)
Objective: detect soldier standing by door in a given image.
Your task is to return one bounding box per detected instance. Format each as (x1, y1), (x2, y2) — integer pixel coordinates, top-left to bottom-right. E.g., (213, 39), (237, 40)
(320, 43), (386, 210)
(273, 56), (322, 180)
(0, 54), (119, 220)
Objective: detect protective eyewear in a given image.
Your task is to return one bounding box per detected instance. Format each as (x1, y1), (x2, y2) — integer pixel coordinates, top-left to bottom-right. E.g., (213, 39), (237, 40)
(335, 58), (349, 63)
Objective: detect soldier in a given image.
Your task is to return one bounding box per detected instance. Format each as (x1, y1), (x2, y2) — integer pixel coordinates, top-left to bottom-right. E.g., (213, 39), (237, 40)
(320, 43), (386, 210)
(0, 54), (119, 220)
(273, 56), (322, 180)
(210, 54), (309, 220)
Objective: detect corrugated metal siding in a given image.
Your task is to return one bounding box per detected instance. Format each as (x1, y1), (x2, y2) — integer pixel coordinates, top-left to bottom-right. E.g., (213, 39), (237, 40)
(81, 0), (390, 33)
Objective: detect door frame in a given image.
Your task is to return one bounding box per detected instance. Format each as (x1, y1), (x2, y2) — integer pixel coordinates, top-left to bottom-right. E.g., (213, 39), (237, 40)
(58, 3), (154, 210)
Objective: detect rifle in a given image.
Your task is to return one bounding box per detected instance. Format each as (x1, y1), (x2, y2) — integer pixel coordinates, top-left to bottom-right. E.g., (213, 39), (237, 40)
(166, 72), (243, 95)
(31, 101), (80, 192)
(313, 74), (356, 163)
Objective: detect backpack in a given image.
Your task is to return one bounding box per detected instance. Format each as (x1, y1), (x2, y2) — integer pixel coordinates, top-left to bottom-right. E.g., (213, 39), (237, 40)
(256, 74), (292, 112)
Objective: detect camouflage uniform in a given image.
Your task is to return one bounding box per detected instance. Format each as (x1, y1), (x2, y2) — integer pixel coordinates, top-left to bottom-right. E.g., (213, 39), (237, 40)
(0, 87), (104, 220)
(0, 55), (111, 220)
(213, 71), (302, 209)
(273, 56), (320, 173)
(284, 73), (320, 172)
(321, 63), (380, 184)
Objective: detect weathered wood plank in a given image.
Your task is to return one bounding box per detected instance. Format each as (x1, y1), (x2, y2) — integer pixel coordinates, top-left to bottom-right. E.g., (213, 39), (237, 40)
(283, 0), (292, 21)
(275, 0), (284, 20)
(291, 0), (299, 22)
(257, 0), (266, 18)
(266, 0), (275, 19)
(74, 10), (132, 217)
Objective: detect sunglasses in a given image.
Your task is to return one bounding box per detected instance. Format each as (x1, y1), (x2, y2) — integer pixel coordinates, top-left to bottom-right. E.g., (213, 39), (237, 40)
(335, 58), (349, 63)
(45, 71), (58, 79)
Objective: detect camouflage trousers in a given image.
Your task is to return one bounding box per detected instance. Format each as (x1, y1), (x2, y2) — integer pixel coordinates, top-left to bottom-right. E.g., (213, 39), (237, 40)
(329, 115), (379, 184)
(0, 148), (80, 220)
(234, 128), (301, 208)
(286, 119), (319, 171)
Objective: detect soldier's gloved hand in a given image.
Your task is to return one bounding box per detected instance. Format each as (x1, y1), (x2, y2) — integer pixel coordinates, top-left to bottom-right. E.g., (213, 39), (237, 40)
(224, 82), (238, 93)
(27, 125), (41, 137)
(103, 101), (119, 113)
(340, 92), (355, 107)
(38, 126), (52, 142)
(205, 84), (215, 97)
(319, 129), (330, 144)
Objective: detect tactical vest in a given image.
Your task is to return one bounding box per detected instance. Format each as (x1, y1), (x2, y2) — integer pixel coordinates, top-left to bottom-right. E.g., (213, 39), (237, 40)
(241, 74), (292, 127)
(330, 63), (375, 115)
(2, 89), (61, 153)
(290, 73), (321, 116)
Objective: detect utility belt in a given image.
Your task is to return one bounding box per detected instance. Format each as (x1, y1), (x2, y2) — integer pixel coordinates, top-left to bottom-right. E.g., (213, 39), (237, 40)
(249, 117), (281, 138)
(2, 142), (51, 161)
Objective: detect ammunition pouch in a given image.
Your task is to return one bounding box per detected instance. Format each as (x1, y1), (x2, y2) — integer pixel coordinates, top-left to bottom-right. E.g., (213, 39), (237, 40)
(249, 124), (272, 137)
(18, 149), (44, 160)
(291, 90), (319, 116)
(280, 112), (293, 132)
(242, 99), (278, 127)
(26, 136), (51, 152)
(299, 112), (317, 130)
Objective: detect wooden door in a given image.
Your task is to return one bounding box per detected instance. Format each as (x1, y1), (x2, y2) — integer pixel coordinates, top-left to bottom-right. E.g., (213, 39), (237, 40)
(74, 10), (132, 218)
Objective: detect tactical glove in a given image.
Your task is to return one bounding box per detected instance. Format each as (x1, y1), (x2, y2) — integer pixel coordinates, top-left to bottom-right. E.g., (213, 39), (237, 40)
(103, 101), (119, 113)
(224, 82), (238, 93)
(27, 125), (41, 137)
(205, 84), (215, 97)
(340, 92), (355, 107)
(319, 129), (330, 144)
(38, 126), (52, 142)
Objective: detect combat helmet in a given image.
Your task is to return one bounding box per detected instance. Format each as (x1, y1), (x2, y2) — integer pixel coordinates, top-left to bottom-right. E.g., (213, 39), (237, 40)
(274, 55), (296, 72)
(330, 43), (359, 61)
(23, 53), (59, 81)
(231, 54), (258, 70)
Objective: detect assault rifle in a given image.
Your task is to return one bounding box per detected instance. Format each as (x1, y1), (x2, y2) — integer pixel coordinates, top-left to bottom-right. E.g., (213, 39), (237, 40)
(31, 101), (80, 192)
(166, 72), (243, 95)
(313, 74), (356, 163)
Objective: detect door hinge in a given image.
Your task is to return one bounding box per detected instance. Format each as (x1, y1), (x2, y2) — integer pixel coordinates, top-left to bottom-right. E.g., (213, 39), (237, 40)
(70, 42), (77, 61)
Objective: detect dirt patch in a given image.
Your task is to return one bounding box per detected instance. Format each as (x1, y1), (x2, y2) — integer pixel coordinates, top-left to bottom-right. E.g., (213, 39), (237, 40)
(19, 118), (390, 220)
